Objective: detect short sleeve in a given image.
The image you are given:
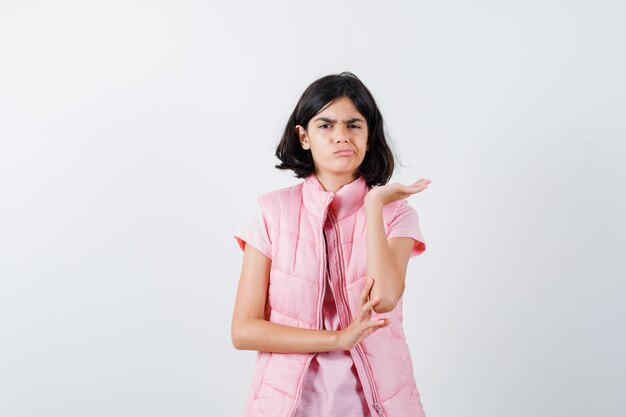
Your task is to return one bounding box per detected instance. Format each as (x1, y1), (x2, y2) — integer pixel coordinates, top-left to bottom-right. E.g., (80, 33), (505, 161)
(233, 205), (272, 260)
(386, 199), (426, 257)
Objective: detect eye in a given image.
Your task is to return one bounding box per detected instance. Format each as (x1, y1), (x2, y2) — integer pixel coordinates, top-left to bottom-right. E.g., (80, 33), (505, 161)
(351, 124), (362, 129)
(319, 123), (332, 129)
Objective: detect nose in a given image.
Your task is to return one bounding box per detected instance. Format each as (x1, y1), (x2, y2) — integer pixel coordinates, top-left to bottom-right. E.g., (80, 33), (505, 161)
(333, 124), (350, 143)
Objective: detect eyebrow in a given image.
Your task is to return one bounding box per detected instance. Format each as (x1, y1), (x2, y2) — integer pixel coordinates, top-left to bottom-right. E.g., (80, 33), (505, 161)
(313, 117), (365, 124)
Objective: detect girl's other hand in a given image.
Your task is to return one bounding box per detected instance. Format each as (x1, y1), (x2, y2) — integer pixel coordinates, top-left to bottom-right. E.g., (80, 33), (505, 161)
(364, 178), (431, 208)
(336, 278), (391, 351)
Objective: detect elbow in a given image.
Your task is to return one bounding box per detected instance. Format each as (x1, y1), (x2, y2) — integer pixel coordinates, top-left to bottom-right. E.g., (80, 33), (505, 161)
(232, 317), (265, 350)
(370, 280), (404, 314)
(371, 290), (400, 313)
(231, 322), (248, 350)
(231, 330), (242, 350)
(372, 297), (398, 314)
(232, 337), (243, 351)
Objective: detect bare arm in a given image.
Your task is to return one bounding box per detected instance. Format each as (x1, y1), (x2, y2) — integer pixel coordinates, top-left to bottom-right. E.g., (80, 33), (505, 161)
(232, 243), (391, 352)
(364, 178), (431, 313)
(365, 200), (415, 313)
(231, 243), (341, 353)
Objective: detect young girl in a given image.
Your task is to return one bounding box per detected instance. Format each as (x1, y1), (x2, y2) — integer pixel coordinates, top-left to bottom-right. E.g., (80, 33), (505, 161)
(231, 72), (431, 417)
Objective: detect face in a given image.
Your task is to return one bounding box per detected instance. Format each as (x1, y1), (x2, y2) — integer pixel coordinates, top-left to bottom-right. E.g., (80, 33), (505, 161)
(295, 96), (369, 180)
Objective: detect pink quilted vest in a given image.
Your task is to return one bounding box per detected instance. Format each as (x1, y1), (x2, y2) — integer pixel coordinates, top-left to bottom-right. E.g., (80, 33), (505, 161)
(234, 173), (427, 417)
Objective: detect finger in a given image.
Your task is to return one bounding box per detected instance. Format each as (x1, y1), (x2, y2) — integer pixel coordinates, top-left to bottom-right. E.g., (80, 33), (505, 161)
(363, 296), (381, 312)
(360, 278), (374, 304)
(360, 287), (369, 305)
(372, 317), (391, 330)
(408, 181), (427, 189)
(373, 323), (390, 333)
(402, 181), (427, 191)
(368, 318), (389, 330)
(363, 277), (373, 292)
(405, 183), (428, 193)
(359, 300), (380, 321)
(412, 178), (431, 186)
(357, 296), (380, 320)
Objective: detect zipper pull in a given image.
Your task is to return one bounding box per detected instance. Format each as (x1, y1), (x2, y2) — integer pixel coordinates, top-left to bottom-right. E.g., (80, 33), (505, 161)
(373, 403), (386, 416)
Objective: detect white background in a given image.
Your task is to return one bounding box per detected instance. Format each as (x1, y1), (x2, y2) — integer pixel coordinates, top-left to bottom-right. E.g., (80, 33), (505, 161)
(1, 1), (625, 416)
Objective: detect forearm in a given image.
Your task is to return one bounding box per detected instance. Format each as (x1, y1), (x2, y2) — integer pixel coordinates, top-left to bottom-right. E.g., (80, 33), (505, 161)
(232, 318), (341, 353)
(365, 202), (404, 312)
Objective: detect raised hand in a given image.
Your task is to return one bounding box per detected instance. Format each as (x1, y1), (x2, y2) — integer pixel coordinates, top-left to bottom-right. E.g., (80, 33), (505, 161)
(364, 178), (431, 207)
(336, 278), (391, 350)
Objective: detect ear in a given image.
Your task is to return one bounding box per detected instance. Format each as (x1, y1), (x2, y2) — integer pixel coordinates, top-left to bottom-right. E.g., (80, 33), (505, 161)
(295, 125), (310, 150)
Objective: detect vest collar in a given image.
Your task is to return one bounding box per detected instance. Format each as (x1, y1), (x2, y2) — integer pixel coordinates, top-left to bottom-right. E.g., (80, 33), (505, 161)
(302, 172), (370, 220)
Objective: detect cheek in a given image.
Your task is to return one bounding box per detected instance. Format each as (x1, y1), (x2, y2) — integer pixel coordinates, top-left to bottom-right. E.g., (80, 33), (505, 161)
(309, 147), (328, 164)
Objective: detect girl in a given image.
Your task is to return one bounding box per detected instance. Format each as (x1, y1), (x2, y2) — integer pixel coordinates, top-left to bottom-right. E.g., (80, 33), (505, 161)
(231, 72), (431, 417)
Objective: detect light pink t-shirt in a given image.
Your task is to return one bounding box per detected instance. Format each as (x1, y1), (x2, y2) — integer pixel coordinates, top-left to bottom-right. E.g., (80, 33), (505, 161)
(292, 258), (372, 417)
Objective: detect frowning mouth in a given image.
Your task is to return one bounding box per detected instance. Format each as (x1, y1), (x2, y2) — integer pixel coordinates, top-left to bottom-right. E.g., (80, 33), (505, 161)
(334, 150), (355, 156)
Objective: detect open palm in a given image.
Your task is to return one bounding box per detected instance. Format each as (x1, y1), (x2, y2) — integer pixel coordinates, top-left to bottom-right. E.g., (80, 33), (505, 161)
(365, 178), (431, 206)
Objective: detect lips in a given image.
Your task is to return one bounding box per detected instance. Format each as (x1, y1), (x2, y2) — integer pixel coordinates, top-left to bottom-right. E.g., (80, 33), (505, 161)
(334, 149), (355, 156)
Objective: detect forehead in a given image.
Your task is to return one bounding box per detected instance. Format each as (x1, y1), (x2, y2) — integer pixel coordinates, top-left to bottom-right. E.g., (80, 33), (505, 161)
(316, 96), (364, 118)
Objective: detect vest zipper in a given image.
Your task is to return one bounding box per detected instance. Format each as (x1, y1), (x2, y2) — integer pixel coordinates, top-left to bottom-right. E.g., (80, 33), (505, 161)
(286, 197), (387, 417)
(328, 210), (387, 417)
(286, 196), (333, 417)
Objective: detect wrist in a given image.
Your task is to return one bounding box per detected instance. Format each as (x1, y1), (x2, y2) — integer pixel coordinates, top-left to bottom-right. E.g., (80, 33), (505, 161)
(364, 196), (384, 211)
(331, 329), (345, 351)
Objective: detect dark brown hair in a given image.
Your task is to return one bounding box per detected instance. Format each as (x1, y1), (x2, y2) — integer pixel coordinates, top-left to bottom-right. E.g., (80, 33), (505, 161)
(275, 71), (395, 187)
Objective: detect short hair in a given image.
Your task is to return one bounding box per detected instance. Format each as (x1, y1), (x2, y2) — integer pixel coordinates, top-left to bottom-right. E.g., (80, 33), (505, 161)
(275, 71), (395, 187)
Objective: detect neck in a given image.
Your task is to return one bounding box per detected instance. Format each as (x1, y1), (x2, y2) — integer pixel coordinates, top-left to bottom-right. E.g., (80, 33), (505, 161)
(314, 170), (358, 193)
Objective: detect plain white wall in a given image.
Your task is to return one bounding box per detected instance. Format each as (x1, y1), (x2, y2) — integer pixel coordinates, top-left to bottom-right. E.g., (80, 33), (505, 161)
(1, 1), (624, 416)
